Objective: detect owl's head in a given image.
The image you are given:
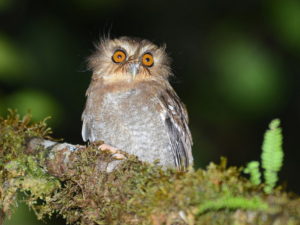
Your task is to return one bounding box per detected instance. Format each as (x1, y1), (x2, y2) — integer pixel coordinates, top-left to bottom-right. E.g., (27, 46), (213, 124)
(88, 37), (172, 83)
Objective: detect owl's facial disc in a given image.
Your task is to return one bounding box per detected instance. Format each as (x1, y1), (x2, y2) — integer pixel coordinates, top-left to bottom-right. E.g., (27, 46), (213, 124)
(88, 37), (172, 82)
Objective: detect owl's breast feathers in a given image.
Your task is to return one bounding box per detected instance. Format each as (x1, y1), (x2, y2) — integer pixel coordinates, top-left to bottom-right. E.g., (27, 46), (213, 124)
(82, 80), (193, 170)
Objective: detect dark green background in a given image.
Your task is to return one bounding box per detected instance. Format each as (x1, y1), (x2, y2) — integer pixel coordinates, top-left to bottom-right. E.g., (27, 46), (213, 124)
(1, 0), (300, 224)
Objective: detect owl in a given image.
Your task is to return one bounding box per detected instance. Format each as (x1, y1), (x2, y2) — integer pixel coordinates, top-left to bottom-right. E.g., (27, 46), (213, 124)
(81, 36), (193, 170)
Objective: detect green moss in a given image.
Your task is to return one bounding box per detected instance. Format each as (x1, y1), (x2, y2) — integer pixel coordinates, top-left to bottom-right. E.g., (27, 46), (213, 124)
(1, 111), (300, 225)
(0, 110), (58, 217)
(34, 156), (271, 224)
(197, 196), (268, 215)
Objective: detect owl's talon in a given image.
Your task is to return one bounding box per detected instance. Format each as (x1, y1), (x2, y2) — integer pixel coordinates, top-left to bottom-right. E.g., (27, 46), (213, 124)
(112, 153), (126, 160)
(98, 144), (126, 160)
(98, 144), (119, 154)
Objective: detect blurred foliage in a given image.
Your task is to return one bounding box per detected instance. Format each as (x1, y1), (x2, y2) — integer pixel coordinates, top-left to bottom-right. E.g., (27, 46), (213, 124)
(70, 0), (122, 11)
(0, 0), (14, 12)
(0, 89), (62, 126)
(4, 198), (65, 225)
(4, 201), (45, 225)
(268, 0), (300, 50)
(212, 33), (284, 115)
(0, 34), (32, 82)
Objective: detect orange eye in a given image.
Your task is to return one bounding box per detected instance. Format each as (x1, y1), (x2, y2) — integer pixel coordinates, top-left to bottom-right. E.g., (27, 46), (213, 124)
(142, 53), (154, 67)
(112, 50), (126, 63)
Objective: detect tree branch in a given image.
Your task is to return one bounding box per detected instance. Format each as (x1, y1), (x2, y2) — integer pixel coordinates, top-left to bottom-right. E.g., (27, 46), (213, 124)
(1, 111), (300, 225)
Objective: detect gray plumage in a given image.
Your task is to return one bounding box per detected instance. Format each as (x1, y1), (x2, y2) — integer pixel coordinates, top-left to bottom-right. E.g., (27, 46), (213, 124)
(82, 37), (193, 170)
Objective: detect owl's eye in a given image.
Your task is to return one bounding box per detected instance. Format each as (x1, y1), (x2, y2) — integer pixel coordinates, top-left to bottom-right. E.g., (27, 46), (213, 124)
(142, 53), (154, 67)
(112, 50), (126, 63)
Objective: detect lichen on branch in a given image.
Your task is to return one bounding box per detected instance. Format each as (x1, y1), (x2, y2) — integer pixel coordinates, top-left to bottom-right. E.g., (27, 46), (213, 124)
(1, 111), (300, 225)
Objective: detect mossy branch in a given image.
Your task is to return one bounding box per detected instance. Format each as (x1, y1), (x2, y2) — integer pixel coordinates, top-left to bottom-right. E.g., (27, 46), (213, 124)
(1, 111), (300, 225)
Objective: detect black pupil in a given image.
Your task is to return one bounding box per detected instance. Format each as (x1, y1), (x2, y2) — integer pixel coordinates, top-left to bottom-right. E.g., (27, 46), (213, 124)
(145, 57), (150, 62)
(117, 53), (122, 59)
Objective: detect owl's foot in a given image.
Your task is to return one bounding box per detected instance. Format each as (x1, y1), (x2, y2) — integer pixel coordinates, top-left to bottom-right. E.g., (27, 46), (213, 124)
(98, 144), (126, 160)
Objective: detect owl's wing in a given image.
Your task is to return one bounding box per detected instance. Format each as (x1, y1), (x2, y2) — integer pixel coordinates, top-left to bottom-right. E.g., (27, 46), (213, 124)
(157, 88), (193, 170)
(82, 111), (93, 142)
(81, 84), (97, 143)
(82, 116), (90, 142)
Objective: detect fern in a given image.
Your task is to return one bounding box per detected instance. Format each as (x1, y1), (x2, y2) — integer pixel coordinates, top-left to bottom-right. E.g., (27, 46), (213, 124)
(244, 161), (261, 185)
(197, 196), (268, 214)
(261, 119), (284, 193)
(244, 119), (284, 193)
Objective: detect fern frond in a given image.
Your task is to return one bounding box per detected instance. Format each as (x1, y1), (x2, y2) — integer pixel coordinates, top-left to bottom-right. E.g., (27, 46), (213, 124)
(261, 119), (284, 193)
(244, 161), (261, 185)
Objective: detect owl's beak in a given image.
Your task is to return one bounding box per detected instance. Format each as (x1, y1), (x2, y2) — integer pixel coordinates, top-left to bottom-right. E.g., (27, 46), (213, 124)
(129, 62), (140, 78)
